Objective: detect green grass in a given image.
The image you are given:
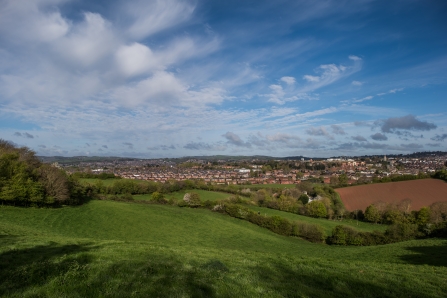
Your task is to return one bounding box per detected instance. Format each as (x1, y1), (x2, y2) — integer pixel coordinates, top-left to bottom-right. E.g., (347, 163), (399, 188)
(246, 205), (387, 236)
(1, 201), (446, 297)
(235, 183), (297, 189)
(134, 189), (232, 202)
(79, 178), (123, 186)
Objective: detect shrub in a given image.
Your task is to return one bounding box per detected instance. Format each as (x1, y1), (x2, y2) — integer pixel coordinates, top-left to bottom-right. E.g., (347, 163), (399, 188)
(202, 200), (215, 209)
(330, 225), (364, 246)
(247, 212), (270, 228)
(298, 194), (309, 205)
(294, 222), (325, 243)
(267, 216), (293, 236)
(224, 204), (250, 219)
(306, 201), (327, 218)
(384, 223), (419, 242)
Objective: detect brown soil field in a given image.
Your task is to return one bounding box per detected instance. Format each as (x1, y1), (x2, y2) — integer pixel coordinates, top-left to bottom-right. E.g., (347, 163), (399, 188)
(336, 179), (447, 211)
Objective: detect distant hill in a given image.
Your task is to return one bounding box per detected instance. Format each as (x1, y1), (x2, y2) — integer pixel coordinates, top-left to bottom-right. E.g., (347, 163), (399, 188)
(37, 151), (447, 165)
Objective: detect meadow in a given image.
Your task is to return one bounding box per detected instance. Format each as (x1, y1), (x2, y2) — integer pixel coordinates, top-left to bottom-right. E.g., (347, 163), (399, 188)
(134, 189), (232, 202)
(1, 200), (446, 297)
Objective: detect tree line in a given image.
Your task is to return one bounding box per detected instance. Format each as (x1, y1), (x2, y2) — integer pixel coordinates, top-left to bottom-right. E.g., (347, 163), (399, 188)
(0, 140), (89, 207)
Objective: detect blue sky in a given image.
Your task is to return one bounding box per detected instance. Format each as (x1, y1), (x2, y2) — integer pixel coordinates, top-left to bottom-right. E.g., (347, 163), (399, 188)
(0, 0), (446, 158)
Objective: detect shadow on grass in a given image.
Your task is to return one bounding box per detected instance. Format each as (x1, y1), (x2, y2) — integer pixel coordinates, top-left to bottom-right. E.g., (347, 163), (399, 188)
(400, 240), (447, 267)
(0, 235), (20, 248)
(71, 256), (224, 297)
(1, 242), (445, 297)
(0, 242), (93, 296)
(0, 242), (222, 297)
(248, 260), (442, 298)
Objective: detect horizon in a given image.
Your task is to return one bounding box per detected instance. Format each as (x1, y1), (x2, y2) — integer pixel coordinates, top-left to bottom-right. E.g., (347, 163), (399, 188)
(37, 151), (447, 161)
(1, 0), (447, 158)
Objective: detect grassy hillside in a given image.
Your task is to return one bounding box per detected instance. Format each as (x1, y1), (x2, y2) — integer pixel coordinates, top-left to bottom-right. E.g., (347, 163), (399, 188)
(1, 201), (446, 297)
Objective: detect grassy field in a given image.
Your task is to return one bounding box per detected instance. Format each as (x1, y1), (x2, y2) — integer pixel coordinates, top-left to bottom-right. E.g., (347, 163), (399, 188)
(79, 178), (124, 186)
(1, 201), (446, 297)
(235, 183), (297, 189)
(134, 189), (232, 202)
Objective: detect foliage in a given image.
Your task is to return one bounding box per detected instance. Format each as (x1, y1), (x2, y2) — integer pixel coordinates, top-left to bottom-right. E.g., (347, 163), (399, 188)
(71, 172), (118, 179)
(306, 201), (327, 218)
(182, 192), (201, 207)
(384, 223), (420, 242)
(298, 194), (309, 205)
(0, 139), (90, 207)
(223, 204), (325, 242)
(364, 204), (382, 224)
(432, 169), (447, 182)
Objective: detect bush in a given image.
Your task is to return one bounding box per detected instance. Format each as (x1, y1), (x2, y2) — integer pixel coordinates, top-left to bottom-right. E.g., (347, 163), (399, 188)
(384, 223), (419, 242)
(224, 204), (250, 219)
(151, 191), (167, 204)
(247, 212), (270, 227)
(306, 201), (327, 218)
(298, 194), (309, 205)
(202, 200), (215, 209)
(293, 222), (325, 243)
(330, 225), (364, 246)
(267, 216), (293, 236)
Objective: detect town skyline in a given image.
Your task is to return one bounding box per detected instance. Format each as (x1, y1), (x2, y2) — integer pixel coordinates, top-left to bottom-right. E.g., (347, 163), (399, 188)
(1, 0), (446, 158)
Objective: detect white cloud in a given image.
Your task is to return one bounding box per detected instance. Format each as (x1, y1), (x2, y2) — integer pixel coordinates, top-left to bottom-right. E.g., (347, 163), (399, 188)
(353, 95), (373, 103)
(115, 43), (159, 77)
(349, 55), (362, 61)
(113, 71), (187, 107)
(267, 84), (285, 104)
(55, 12), (118, 67)
(300, 56), (362, 92)
(351, 80), (363, 86)
(295, 107), (337, 119)
(303, 75), (320, 82)
(377, 88), (404, 96)
(125, 0), (196, 39)
(0, 0), (70, 44)
(280, 76), (296, 85)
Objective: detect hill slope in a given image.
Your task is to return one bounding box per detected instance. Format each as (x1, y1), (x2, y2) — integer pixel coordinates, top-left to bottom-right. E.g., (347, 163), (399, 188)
(1, 201), (446, 297)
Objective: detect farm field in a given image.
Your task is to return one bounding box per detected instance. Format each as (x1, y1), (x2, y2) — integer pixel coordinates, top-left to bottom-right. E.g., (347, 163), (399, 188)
(1, 200), (446, 297)
(336, 179), (447, 211)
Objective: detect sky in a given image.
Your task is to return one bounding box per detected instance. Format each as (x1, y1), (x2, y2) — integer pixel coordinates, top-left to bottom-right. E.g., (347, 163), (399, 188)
(1, 0), (446, 158)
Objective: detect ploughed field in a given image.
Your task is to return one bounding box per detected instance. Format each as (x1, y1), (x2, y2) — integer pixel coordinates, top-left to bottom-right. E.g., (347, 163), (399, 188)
(336, 179), (447, 211)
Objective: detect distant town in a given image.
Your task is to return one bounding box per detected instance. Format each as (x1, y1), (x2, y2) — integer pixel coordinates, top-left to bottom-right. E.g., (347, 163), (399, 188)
(41, 151), (447, 186)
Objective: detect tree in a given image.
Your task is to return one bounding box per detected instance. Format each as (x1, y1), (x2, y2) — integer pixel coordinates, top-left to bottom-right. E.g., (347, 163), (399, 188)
(338, 174), (348, 186)
(298, 194), (309, 205)
(37, 164), (70, 204)
(365, 204), (381, 224)
(183, 192), (201, 207)
(306, 201), (327, 218)
(416, 207), (430, 225)
(429, 202), (447, 224)
(330, 176), (339, 186)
